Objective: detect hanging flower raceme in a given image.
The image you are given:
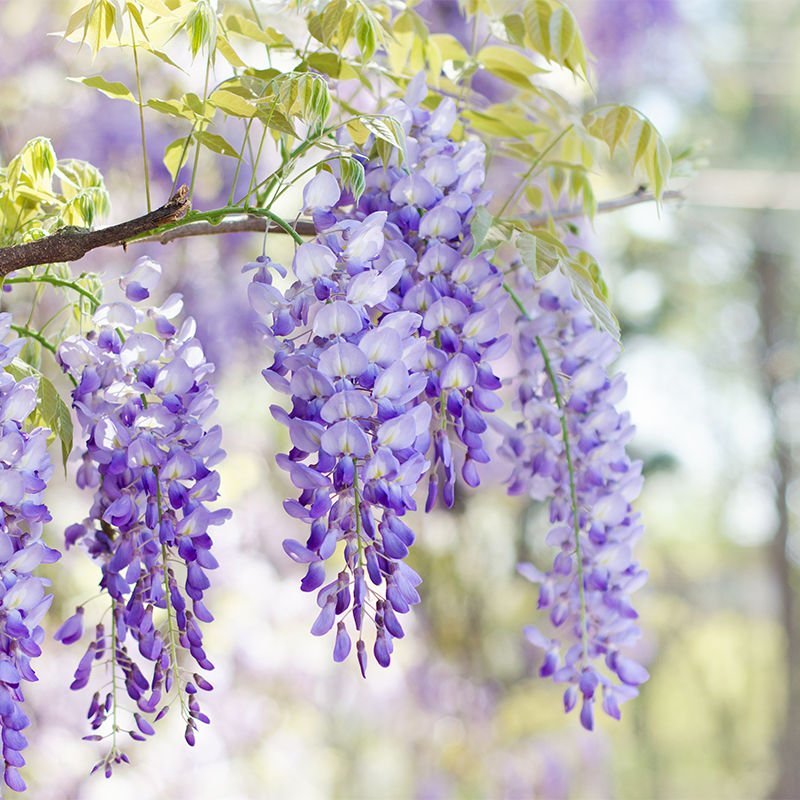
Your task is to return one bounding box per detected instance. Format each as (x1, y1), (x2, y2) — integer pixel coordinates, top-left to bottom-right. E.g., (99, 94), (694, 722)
(0, 313), (60, 794)
(57, 259), (229, 773)
(248, 78), (509, 674)
(500, 270), (648, 730)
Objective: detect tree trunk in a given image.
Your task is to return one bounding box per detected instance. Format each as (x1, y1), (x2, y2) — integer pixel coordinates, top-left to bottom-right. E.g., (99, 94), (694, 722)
(755, 246), (800, 800)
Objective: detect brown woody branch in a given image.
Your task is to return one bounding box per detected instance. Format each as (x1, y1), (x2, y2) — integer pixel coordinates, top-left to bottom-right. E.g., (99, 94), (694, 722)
(524, 188), (685, 227)
(127, 215), (317, 245)
(0, 186), (192, 276)
(0, 185), (684, 275)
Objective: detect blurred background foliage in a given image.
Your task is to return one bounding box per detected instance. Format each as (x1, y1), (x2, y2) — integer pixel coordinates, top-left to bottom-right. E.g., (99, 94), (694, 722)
(1, 0), (799, 798)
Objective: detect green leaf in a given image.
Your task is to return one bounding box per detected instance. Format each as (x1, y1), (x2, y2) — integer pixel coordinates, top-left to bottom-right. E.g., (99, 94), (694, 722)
(69, 75), (135, 102)
(502, 13), (526, 46)
(147, 98), (193, 120)
(224, 12), (278, 45)
(215, 34), (246, 68)
(80, 0), (118, 55)
(516, 230), (561, 279)
(320, 0), (347, 45)
(126, 2), (148, 37)
(470, 206), (494, 255)
(185, 0), (217, 59)
(355, 13), (377, 61)
(209, 89), (256, 118)
(561, 254), (619, 341)
(140, 42), (187, 71)
(194, 131), (239, 157)
(163, 136), (191, 181)
(548, 7), (577, 64)
(7, 360), (74, 471)
(600, 106), (633, 156)
(39, 372), (75, 471)
(360, 116), (408, 165)
(523, 0), (551, 57)
(477, 45), (547, 88)
(138, 0), (171, 14)
(339, 157), (366, 205)
(652, 136), (672, 199)
(632, 118), (654, 167)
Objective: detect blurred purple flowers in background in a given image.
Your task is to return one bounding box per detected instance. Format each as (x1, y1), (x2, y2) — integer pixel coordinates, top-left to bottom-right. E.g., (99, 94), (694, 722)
(502, 271), (648, 729)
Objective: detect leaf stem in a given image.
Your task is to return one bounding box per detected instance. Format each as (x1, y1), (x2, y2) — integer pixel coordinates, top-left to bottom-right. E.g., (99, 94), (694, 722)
(3, 274), (100, 308)
(189, 51), (213, 200)
(129, 8), (152, 212)
(502, 281), (589, 663)
(536, 333), (589, 665)
(496, 124), (575, 219)
(11, 323), (56, 354)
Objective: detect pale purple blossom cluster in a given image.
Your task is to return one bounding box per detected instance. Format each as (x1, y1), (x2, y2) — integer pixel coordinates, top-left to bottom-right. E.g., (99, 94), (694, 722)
(500, 271), (648, 730)
(0, 313), (60, 793)
(249, 77), (509, 673)
(56, 258), (229, 771)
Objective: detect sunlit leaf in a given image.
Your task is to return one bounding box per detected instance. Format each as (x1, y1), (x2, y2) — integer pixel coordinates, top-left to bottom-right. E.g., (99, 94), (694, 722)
(69, 75), (135, 102)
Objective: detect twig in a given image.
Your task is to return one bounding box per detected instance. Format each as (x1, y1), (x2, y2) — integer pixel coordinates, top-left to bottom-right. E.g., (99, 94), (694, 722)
(523, 188), (684, 227)
(0, 187), (191, 276)
(128, 189), (684, 249)
(127, 215), (317, 245)
(0, 184), (683, 275)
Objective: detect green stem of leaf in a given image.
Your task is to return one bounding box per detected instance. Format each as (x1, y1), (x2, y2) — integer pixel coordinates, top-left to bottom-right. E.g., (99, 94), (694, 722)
(496, 124), (575, 219)
(129, 8), (152, 212)
(502, 281), (589, 664)
(189, 52), (213, 200)
(3, 274), (101, 309)
(10, 323), (56, 355)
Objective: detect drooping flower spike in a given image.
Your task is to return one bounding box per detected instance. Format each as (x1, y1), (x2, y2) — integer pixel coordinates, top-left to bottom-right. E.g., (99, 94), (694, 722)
(500, 270), (648, 730)
(57, 257), (230, 773)
(249, 77), (509, 675)
(0, 313), (60, 793)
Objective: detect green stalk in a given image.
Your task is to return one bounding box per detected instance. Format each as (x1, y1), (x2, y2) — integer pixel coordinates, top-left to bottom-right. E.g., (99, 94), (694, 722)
(503, 281), (589, 663)
(496, 124), (575, 219)
(129, 7), (152, 212)
(189, 50), (213, 199)
(10, 323), (56, 355)
(3, 274), (100, 308)
(110, 600), (120, 754)
(228, 117), (255, 206)
(124, 205), (304, 246)
(155, 466), (187, 718)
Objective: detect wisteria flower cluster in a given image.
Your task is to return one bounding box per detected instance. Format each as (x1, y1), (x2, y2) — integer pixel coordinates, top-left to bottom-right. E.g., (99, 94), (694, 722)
(56, 258), (229, 773)
(500, 270), (648, 730)
(0, 314), (59, 793)
(248, 76), (510, 675)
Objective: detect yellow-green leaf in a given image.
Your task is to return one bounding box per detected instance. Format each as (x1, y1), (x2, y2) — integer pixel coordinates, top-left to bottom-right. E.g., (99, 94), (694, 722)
(523, 0), (551, 57)
(215, 33), (246, 67)
(163, 137), (191, 181)
(210, 88), (255, 117)
(69, 75), (135, 102)
(478, 44), (547, 88)
(194, 131), (239, 157)
(548, 7), (576, 63)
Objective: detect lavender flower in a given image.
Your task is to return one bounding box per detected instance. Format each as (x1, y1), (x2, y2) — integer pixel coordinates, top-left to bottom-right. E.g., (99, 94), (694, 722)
(0, 313), (60, 793)
(249, 77), (509, 673)
(57, 259), (229, 772)
(500, 271), (648, 730)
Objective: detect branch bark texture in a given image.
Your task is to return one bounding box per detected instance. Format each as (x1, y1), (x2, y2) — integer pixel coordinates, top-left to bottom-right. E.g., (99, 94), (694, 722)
(0, 186), (191, 275)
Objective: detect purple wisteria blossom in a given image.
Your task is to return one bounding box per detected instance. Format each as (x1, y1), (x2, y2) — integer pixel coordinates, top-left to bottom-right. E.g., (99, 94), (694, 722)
(499, 270), (648, 730)
(57, 258), (229, 773)
(0, 313), (60, 793)
(248, 76), (509, 674)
